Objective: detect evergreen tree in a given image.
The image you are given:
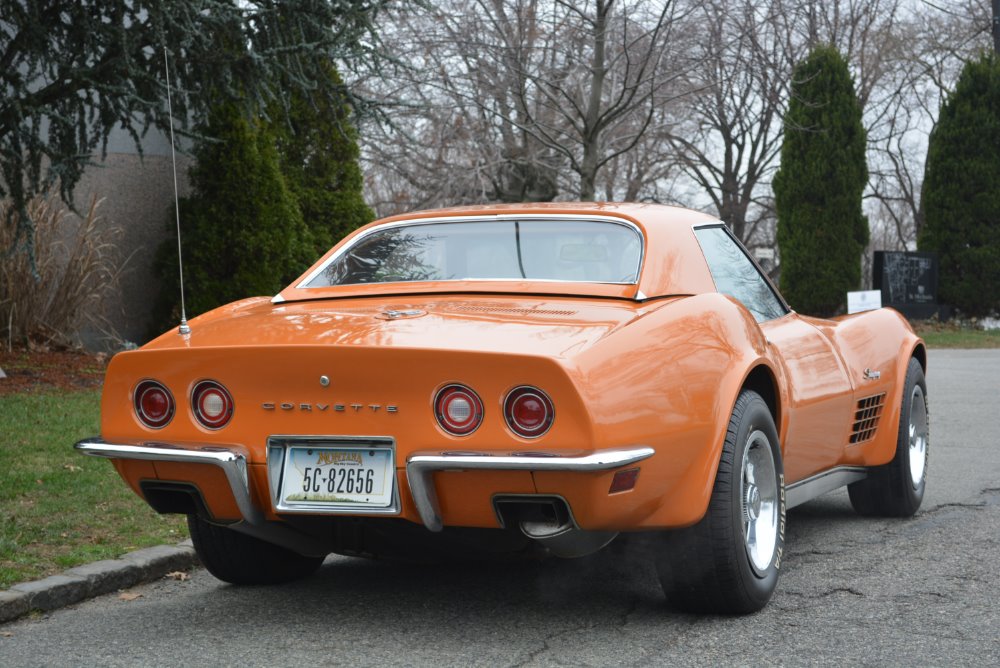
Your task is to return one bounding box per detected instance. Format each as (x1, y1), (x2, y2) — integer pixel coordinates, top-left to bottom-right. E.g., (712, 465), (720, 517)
(0, 1), (388, 269)
(151, 104), (312, 336)
(270, 63), (373, 255)
(919, 54), (1000, 318)
(774, 46), (870, 317)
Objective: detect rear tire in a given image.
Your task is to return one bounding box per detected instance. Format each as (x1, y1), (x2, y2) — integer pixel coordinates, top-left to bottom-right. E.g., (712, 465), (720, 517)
(188, 515), (325, 585)
(848, 358), (928, 517)
(655, 390), (786, 614)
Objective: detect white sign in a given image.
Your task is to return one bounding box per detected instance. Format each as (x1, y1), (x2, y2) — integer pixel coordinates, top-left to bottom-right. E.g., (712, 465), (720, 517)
(847, 290), (882, 314)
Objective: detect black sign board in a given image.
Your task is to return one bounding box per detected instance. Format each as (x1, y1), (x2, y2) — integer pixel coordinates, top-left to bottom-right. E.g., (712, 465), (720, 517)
(873, 251), (942, 319)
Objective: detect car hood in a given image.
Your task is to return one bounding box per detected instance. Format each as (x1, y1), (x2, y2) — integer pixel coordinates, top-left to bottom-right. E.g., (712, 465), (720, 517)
(145, 294), (682, 360)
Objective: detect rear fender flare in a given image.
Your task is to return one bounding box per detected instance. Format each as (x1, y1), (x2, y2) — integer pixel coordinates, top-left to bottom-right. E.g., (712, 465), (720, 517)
(696, 359), (784, 516)
(868, 339), (927, 466)
(858, 311), (926, 467)
(651, 298), (783, 527)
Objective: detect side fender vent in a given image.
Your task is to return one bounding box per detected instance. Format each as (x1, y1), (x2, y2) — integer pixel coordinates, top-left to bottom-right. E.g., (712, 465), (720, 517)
(850, 393), (886, 444)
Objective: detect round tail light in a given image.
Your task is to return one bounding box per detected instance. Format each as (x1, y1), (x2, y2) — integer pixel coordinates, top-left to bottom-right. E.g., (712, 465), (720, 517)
(134, 380), (174, 429)
(192, 380), (234, 430)
(434, 384), (484, 436)
(504, 386), (554, 438)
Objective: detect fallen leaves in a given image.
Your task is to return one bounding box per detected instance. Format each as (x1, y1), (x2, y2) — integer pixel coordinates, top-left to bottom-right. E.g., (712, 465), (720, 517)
(0, 348), (109, 396)
(116, 572), (189, 602)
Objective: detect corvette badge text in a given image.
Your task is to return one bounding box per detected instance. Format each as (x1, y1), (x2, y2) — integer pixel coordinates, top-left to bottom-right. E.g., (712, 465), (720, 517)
(262, 402), (399, 414)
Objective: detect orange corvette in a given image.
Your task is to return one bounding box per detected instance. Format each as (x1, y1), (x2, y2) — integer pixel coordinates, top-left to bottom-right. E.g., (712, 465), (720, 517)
(77, 203), (927, 613)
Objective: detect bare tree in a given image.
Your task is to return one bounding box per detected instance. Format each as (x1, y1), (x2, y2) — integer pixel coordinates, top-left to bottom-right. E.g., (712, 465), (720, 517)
(356, 0), (997, 259)
(792, 0), (906, 107)
(663, 0), (797, 248)
(993, 0), (1000, 52)
(516, 0), (686, 201)
(357, 0), (690, 213)
(666, 0), (916, 250)
(863, 0), (993, 249)
(355, 1), (563, 214)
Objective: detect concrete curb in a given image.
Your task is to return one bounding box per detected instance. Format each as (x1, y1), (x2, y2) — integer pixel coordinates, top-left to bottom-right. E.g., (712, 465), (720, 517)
(0, 540), (200, 624)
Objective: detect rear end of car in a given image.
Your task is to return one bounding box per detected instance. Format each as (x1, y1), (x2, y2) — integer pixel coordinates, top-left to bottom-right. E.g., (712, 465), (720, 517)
(78, 334), (657, 555)
(76, 204), (753, 602)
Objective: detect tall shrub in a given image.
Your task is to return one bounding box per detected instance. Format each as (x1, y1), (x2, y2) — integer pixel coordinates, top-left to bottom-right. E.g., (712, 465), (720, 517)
(919, 54), (1000, 318)
(151, 104), (311, 336)
(270, 63), (373, 255)
(774, 46), (869, 317)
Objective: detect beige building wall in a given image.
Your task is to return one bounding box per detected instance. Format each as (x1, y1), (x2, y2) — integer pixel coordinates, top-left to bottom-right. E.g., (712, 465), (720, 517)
(72, 144), (192, 348)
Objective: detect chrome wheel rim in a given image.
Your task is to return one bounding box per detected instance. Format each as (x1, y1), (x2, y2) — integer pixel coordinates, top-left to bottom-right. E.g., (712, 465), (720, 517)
(741, 430), (779, 576)
(908, 384), (928, 487)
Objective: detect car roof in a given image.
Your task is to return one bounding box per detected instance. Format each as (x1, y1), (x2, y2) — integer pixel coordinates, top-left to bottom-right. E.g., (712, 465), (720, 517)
(376, 201), (712, 226)
(276, 203), (720, 303)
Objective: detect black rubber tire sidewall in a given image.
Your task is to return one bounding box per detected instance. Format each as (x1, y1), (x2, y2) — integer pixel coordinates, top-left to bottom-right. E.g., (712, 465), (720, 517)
(894, 358), (928, 509)
(725, 392), (785, 610)
(656, 390), (786, 614)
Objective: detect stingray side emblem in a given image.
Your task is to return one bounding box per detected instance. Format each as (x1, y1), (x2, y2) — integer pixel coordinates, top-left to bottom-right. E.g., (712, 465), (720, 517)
(863, 368), (881, 381)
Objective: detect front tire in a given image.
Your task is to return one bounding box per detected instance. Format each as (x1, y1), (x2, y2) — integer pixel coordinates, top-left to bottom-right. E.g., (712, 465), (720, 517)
(656, 389), (786, 614)
(848, 357), (928, 517)
(188, 515), (326, 585)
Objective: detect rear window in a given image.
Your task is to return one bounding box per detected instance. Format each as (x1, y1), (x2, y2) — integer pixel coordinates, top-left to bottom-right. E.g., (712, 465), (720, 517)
(303, 219), (644, 287)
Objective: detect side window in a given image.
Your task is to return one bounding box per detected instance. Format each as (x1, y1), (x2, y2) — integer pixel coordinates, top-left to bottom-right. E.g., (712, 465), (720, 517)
(694, 226), (787, 322)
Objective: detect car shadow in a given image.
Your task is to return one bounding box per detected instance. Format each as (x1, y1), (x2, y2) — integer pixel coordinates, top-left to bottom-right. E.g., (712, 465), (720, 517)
(290, 531), (661, 604)
(171, 492), (909, 635)
(170, 533), (682, 648)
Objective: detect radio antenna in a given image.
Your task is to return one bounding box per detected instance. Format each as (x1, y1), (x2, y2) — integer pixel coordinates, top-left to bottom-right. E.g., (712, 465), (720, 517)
(163, 47), (190, 335)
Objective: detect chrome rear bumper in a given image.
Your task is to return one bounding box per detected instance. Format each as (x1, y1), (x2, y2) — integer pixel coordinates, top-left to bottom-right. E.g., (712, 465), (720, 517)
(75, 438), (654, 533)
(75, 437), (329, 555)
(75, 438), (261, 523)
(406, 448), (655, 531)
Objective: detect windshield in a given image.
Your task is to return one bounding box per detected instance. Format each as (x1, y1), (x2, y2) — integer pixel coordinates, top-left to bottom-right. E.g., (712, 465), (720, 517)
(303, 219), (643, 287)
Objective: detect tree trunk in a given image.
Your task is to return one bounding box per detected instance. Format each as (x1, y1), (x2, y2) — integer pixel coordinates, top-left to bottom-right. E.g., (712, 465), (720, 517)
(993, 0), (1000, 54)
(580, 0), (610, 202)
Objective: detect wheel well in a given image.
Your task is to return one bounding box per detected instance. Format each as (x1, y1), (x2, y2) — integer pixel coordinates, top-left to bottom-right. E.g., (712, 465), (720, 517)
(743, 365), (779, 427)
(912, 343), (927, 373)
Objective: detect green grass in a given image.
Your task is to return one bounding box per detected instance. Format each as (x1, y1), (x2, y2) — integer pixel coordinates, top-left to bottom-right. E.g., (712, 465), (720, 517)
(913, 322), (1000, 349)
(0, 391), (187, 588)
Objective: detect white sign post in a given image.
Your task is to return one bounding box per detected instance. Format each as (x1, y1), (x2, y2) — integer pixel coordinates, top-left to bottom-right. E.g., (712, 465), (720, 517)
(847, 290), (883, 314)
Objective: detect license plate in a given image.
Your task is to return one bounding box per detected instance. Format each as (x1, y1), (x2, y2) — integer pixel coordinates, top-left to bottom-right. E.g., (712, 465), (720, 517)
(280, 446), (394, 509)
